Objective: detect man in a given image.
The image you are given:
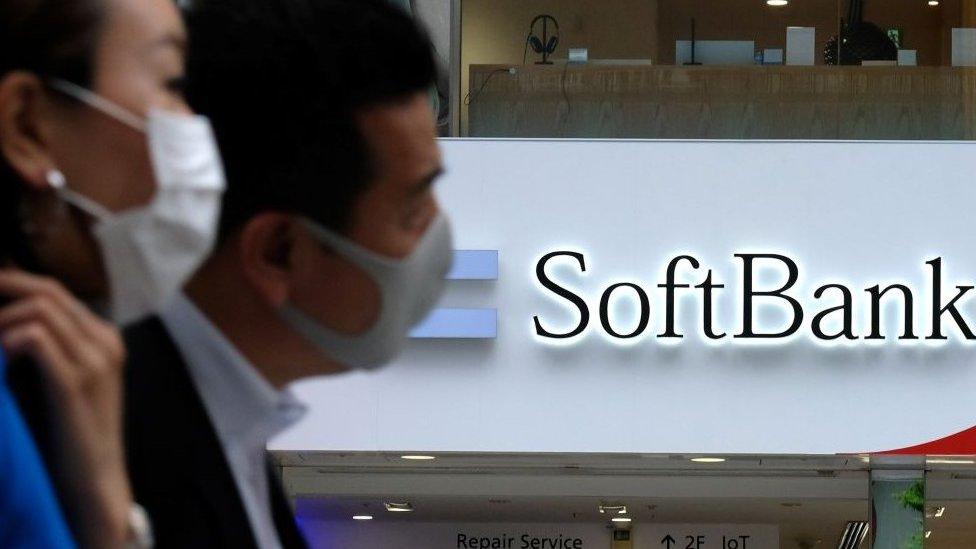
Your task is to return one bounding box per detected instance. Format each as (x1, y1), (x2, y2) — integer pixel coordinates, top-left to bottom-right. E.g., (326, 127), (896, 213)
(123, 0), (451, 546)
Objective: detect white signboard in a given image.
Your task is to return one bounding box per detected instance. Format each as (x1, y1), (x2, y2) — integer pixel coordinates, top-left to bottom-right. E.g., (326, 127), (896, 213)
(297, 522), (610, 549)
(786, 27), (815, 66)
(643, 524), (777, 549)
(275, 139), (976, 455)
(952, 28), (976, 66)
(296, 521), (777, 549)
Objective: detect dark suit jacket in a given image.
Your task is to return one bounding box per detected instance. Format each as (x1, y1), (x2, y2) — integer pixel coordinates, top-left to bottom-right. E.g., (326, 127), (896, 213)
(124, 316), (307, 549)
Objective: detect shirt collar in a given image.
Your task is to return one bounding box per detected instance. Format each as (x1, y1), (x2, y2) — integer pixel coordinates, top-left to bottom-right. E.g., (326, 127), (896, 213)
(160, 293), (307, 444)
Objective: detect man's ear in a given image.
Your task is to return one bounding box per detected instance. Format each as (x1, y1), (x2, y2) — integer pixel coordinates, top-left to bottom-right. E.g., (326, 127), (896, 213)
(238, 213), (296, 308)
(0, 72), (61, 190)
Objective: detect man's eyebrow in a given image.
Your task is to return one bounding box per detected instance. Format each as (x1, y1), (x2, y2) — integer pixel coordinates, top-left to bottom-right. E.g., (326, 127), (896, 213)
(408, 167), (444, 196)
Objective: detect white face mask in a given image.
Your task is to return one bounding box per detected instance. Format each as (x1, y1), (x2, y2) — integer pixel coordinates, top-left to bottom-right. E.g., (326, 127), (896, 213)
(46, 79), (226, 324)
(279, 213), (453, 370)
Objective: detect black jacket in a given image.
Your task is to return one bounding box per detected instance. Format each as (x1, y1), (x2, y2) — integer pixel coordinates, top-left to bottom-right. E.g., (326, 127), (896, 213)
(124, 316), (307, 549)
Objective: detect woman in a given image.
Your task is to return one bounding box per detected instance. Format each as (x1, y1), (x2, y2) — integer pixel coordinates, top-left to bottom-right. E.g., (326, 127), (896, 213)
(0, 0), (224, 546)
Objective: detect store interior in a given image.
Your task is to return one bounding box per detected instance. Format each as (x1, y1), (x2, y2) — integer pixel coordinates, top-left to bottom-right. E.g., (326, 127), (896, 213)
(459, 0), (976, 139)
(279, 451), (976, 548)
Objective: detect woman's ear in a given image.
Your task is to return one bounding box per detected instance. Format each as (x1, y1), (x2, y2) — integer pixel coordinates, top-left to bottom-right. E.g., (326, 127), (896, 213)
(0, 72), (61, 190)
(238, 213), (296, 308)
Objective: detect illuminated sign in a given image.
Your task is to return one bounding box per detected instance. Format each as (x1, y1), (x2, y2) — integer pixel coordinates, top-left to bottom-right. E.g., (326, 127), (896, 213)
(278, 139), (976, 456)
(533, 252), (974, 344)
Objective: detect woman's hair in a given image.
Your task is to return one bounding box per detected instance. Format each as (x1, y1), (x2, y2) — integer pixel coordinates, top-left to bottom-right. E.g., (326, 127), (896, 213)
(0, 0), (104, 266)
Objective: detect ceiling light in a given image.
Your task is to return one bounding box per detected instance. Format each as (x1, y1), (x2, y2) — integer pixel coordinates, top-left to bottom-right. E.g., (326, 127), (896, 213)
(599, 504), (628, 515)
(928, 0), (940, 5)
(934, 506), (946, 518)
(767, 0), (788, 6)
(384, 502), (414, 512)
(353, 515), (373, 521)
(611, 517), (632, 523)
(926, 458), (975, 465)
(400, 455), (436, 461)
(690, 457), (726, 463)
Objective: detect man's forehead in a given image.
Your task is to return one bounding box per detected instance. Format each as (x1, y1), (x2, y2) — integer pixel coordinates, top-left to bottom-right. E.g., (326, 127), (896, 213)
(356, 94), (439, 186)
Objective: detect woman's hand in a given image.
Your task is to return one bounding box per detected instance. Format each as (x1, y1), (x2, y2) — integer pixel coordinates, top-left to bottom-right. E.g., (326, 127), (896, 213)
(0, 269), (134, 548)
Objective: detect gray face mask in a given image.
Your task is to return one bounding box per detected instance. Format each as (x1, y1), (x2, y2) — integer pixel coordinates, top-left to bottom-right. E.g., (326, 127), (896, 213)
(279, 213), (453, 370)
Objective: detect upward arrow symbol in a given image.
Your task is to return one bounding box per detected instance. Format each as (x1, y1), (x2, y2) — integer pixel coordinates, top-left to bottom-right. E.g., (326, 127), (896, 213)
(661, 534), (676, 549)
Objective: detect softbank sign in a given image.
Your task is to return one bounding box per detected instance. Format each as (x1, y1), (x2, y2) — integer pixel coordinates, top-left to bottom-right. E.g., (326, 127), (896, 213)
(278, 140), (976, 456)
(533, 252), (975, 344)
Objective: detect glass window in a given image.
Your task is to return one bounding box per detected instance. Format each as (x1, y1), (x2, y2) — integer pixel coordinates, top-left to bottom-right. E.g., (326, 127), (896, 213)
(456, 0), (975, 140)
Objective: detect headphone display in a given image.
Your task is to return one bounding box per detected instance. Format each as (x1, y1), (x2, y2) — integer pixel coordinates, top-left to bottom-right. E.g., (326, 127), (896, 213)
(527, 14), (560, 65)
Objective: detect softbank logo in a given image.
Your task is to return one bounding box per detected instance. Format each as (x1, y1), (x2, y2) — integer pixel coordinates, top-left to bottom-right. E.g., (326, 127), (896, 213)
(533, 251), (976, 345)
(410, 250), (498, 339)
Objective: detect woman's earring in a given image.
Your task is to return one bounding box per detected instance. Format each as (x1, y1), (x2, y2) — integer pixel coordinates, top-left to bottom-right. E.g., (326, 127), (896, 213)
(45, 169), (69, 217)
(22, 169), (69, 235)
(46, 169), (67, 189)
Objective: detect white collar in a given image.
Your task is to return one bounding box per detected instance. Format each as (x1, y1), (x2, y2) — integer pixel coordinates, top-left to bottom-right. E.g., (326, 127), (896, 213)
(160, 293), (307, 445)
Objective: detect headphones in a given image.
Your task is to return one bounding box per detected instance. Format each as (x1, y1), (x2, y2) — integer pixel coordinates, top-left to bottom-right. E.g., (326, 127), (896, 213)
(527, 14), (560, 64)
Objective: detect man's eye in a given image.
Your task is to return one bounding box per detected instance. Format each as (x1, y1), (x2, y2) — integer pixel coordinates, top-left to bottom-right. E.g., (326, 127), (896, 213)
(165, 76), (188, 95)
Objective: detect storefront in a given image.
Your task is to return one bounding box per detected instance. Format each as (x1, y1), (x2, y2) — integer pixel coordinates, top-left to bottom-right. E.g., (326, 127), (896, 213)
(274, 2), (976, 547)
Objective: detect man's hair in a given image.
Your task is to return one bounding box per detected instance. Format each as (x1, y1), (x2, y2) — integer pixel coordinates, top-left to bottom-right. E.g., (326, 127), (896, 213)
(184, 0), (437, 239)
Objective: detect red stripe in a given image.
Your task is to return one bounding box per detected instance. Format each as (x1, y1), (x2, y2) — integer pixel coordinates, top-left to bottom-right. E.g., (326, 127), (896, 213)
(876, 425), (976, 455)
